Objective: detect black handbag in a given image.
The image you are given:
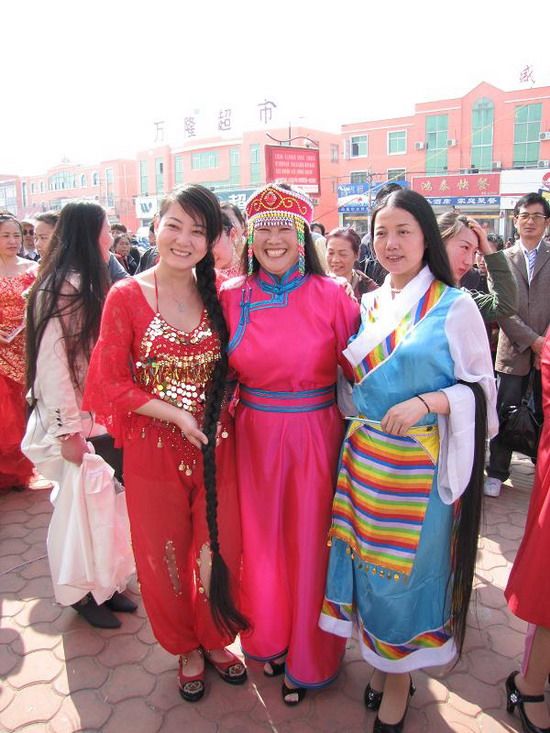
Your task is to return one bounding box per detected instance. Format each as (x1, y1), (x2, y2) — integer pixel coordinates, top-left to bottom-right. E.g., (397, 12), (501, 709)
(499, 370), (541, 458)
(89, 434), (123, 483)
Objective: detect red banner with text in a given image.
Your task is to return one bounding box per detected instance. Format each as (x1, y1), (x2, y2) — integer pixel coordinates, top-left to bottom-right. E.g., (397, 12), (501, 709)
(265, 145), (321, 194)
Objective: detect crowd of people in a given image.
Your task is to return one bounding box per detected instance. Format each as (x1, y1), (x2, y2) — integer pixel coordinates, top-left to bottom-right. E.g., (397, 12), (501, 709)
(0, 182), (549, 733)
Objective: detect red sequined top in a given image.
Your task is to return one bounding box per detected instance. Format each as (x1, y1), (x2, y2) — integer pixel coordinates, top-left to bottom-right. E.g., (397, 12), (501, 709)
(0, 270), (36, 384)
(82, 278), (223, 471)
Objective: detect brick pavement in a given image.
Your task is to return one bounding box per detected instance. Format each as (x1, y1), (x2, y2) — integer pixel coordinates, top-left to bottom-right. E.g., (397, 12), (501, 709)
(0, 454), (542, 732)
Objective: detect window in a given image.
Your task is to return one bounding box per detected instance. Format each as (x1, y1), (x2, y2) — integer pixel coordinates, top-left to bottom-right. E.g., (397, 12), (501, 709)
(22, 182), (27, 207)
(350, 135), (368, 158)
(387, 168), (406, 181)
(139, 161), (148, 194)
(250, 144), (261, 184)
(350, 171), (369, 184)
(330, 144), (339, 163)
(92, 171), (100, 187)
(105, 168), (114, 207)
(191, 151), (219, 170)
(155, 158), (164, 193)
(174, 155), (184, 186)
(425, 115), (448, 174)
(513, 103), (542, 168)
(31, 182), (36, 194)
(49, 172), (74, 191)
(230, 147), (240, 185)
(388, 130), (406, 155)
(80, 174), (86, 187)
(40, 181), (45, 193)
(471, 98), (494, 171)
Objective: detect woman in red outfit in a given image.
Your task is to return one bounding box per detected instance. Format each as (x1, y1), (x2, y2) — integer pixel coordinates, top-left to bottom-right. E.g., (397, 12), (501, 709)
(83, 185), (247, 702)
(0, 213), (36, 491)
(504, 333), (550, 733)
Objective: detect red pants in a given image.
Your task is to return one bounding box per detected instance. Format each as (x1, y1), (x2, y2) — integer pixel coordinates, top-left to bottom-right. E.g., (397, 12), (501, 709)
(123, 430), (242, 655)
(0, 373), (34, 491)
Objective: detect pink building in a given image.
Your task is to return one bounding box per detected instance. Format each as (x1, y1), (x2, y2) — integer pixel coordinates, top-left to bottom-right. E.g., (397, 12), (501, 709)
(20, 159), (139, 232)
(338, 81), (550, 233)
(134, 126), (342, 231)
(4, 81), (549, 238)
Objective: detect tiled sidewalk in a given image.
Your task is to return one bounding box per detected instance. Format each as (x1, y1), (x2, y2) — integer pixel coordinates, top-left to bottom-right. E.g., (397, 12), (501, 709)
(0, 455), (541, 732)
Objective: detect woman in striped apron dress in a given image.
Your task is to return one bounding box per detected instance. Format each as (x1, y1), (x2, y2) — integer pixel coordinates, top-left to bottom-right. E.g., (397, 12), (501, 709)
(320, 190), (498, 732)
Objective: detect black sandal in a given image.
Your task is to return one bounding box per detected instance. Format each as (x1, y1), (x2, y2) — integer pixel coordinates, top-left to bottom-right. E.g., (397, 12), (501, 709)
(282, 681), (307, 706)
(264, 659), (286, 677)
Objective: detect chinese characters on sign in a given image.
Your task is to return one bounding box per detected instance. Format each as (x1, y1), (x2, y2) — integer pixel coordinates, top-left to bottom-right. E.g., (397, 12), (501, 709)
(218, 109), (232, 131)
(412, 174), (500, 199)
(264, 145), (320, 194)
(154, 121), (165, 143)
(184, 116), (196, 138)
(258, 100), (277, 125)
(181, 99), (279, 138)
(519, 65), (535, 84)
(425, 196), (500, 207)
(215, 188), (256, 210)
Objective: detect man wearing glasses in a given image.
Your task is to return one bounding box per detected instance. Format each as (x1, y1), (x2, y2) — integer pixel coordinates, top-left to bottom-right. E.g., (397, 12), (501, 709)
(485, 192), (550, 497)
(19, 218), (39, 261)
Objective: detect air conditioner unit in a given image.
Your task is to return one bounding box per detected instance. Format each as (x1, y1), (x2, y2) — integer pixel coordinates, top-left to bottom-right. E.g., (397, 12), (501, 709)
(447, 139), (457, 147)
(539, 132), (550, 141)
(459, 169), (470, 175)
(493, 161), (502, 170)
(414, 142), (425, 151)
(538, 160), (550, 168)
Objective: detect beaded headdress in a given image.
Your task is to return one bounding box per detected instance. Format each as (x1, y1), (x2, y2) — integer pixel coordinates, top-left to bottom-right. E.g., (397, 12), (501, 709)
(245, 183), (314, 276)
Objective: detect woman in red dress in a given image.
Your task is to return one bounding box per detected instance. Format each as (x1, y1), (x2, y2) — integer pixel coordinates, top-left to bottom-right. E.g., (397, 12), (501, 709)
(83, 185), (247, 701)
(0, 213), (36, 491)
(504, 332), (550, 733)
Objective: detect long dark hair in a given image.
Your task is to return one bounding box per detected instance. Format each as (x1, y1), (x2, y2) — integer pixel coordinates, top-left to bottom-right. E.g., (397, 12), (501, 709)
(159, 184), (248, 636)
(371, 189), (455, 288)
(450, 380), (487, 656)
(26, 201), (109, 397)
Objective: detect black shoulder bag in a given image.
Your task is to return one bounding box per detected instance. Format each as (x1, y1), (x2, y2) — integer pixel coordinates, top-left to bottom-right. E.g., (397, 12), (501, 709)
(499, 369), (541, 458)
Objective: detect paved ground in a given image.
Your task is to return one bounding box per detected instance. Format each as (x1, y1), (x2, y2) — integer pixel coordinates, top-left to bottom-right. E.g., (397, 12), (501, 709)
(0, 454), (544, 732)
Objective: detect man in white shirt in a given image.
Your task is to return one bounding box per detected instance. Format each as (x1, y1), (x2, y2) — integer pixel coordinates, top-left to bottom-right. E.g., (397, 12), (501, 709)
(485, 193), (550, 496)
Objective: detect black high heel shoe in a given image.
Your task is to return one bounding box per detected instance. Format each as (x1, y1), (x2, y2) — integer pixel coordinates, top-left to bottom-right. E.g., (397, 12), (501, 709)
(505, 671), (550, 733)
(365, 675), (416, 712)
(372, 677), (416, 733)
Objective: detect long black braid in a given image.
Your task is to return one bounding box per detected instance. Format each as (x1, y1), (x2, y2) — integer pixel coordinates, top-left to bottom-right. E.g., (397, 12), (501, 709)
(161, 184), (248, 636)
(195, 249), (248, 636)
(449, 380), (487, 656)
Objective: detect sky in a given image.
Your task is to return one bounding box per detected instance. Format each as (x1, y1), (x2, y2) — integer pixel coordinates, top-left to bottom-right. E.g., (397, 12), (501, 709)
(2, 0), (549, 176)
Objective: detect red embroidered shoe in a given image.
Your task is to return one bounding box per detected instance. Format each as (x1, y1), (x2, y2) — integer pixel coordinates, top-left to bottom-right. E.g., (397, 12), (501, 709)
(178, 650), (205, 702)
(203, 648), (247, 685)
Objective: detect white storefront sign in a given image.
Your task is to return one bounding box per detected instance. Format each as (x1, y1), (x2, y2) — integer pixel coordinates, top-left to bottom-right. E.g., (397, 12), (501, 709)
(135, 195), (159, 219)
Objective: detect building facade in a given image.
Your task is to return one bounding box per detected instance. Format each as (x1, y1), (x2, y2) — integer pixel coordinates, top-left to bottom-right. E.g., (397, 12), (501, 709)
(20, 160), (139, 231)
(4, 82), (550, 238)
(134, 126), (342, 230)
(338, 81), (550, 234)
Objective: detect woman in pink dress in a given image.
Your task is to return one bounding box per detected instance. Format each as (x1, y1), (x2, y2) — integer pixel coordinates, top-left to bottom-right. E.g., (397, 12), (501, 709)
(0, 213), (36, 491)
(220, 183), (360, 704)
